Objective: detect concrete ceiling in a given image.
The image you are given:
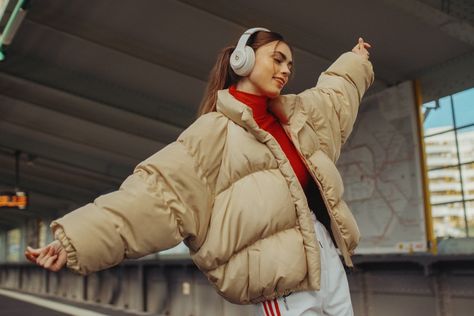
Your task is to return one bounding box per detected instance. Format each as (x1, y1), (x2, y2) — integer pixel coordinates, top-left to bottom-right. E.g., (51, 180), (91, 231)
(0, 0), (473, 228)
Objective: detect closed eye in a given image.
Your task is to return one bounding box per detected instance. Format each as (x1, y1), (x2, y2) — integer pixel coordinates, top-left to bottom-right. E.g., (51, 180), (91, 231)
(272, 52), (293, 73)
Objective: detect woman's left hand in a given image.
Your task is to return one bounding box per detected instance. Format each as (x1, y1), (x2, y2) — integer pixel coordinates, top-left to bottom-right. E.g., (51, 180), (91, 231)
(352, 37), (371, 60)
(25, 240), (67, 272)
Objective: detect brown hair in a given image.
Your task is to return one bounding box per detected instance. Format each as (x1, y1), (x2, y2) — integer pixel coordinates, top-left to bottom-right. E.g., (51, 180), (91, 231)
(197, 30), (293, 117)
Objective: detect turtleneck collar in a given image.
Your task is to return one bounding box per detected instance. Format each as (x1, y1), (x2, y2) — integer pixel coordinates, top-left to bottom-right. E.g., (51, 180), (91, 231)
(229, 85), (269, 120)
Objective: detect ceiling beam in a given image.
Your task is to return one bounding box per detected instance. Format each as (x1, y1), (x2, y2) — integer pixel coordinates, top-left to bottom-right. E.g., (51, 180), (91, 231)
(26, 0), (391, 90)
(0, 150), (122, 189)
(382, 0), (474, 46)
(0, 169), (104, 206)
(0, 176), (85, 216)
(24, 14), (211, 83)
(0, 94), (165, 160)
(0, 58), (196, 129)
(2, 17), (204, 124)
(0, 73), (184, 144)
(176, 0), (391, 88)
(0, 122), (136, 179)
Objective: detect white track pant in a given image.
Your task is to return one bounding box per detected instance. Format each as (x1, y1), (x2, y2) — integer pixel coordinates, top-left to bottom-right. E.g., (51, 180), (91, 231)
(254, 213), (353, 316)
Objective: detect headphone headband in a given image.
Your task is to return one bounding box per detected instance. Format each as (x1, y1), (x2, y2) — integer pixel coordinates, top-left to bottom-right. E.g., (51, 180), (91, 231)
(234, 27), (270, 52)
(230, 27), (270, 76)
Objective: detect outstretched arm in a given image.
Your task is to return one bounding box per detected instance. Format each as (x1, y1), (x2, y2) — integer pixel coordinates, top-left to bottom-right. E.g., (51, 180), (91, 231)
(298, 37), (374, 161)
(25, 113), (227, 274)
(26, 140), (210, 275)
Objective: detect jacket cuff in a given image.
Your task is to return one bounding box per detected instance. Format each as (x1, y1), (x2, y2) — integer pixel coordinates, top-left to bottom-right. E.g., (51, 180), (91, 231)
(50, 222), (82, 274)
(324, 51), (375, 99)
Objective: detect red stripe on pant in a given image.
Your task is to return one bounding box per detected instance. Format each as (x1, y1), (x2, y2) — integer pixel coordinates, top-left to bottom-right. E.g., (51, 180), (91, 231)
(273, 299), (282, 316)
(263, 301), (275, 316)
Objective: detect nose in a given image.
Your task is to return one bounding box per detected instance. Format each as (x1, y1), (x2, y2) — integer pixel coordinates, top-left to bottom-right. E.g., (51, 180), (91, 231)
(280, 63), (291, 77)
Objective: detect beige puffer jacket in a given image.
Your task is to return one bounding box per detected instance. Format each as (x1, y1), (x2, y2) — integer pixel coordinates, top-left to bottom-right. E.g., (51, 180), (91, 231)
(51, 51), (374, 304)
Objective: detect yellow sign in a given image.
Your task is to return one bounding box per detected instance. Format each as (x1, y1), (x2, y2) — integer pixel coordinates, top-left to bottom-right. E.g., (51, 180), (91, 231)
(0, 192), (28, 209)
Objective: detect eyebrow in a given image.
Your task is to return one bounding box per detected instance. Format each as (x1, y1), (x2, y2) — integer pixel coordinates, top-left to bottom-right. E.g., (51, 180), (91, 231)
(273, 51), (293, 68)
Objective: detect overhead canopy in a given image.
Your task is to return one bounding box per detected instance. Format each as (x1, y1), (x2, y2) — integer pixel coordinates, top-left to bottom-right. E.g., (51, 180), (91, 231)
(0, 0), (472, 224)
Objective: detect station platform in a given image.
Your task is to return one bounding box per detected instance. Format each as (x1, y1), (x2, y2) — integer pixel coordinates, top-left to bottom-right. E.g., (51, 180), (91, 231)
(0, 288), (147, 316)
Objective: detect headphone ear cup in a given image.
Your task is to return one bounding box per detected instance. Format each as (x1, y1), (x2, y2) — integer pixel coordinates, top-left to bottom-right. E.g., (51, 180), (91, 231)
(235, 46), (255, 76)
(230, 48), (245, 74)
(229, 27), (270, 76)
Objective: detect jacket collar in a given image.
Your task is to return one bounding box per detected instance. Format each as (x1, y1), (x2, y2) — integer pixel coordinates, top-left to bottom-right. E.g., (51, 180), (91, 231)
(216, 89), (306, 139)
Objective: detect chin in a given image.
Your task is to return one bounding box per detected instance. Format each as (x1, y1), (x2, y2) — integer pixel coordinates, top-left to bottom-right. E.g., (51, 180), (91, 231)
(265, 88), (281, 99)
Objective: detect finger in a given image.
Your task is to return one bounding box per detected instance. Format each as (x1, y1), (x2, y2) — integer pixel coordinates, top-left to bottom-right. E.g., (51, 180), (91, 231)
(25, 249), (39, 260)
(51, 253), (67, 272)
(38, 254), (50, 266)
(36, 247), (51, 265)
(44, 255), (58, 269)
(358, 37), (364, 48)
(25, 251), (39, 261)
(41, 247), (56, 265)
(26, 246), (42, 256)
(25, 252), (36, 263)
(35, 247), (48, 263)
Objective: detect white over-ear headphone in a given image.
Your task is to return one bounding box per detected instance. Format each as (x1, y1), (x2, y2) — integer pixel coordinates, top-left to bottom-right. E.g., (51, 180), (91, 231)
(230, 27), (270, 76)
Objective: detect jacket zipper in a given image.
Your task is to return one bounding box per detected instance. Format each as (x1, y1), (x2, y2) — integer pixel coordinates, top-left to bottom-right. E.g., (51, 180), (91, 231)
(284, 127), (351, 265)
(309, 167), (350, 263)
(251, 120), (351, 266)
(283, 296), (289, 310)
(282, 291), (293, 310)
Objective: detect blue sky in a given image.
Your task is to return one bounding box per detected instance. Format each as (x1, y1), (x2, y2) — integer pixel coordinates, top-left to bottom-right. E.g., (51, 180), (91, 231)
(424, 87), (474, 133)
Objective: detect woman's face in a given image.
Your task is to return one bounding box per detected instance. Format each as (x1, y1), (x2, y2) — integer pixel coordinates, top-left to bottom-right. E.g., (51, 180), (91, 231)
(236, 40), (293, 98)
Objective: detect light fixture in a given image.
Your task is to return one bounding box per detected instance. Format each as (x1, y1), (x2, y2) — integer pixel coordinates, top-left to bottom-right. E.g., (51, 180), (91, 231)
(0, 150), (29, 209)
(0, 0), (31, 61)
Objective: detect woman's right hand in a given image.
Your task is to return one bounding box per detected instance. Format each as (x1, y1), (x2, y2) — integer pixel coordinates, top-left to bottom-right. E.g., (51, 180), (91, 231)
(24, 240), (67, 272)
(352, 37), (372, 60)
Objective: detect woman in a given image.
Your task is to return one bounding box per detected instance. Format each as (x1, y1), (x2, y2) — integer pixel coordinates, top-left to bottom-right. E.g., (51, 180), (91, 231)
(25, 27), (373, 315)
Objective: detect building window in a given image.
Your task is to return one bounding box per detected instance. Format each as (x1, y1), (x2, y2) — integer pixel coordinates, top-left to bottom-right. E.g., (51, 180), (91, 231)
(423, 88), (474, 238)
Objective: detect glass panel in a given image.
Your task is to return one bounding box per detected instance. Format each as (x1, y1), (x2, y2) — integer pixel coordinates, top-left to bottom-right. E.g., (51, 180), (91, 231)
(428, 167), (462, 205)
(0, 232), (5, 262)
(461, 163), (474, 201)
(423, 96), (453, 136)
(467, 201), (474, 237)
(457, 125), (474, 164)
(425, 131), (459, 169)
(453, 87), (474, 128)
(39, 219), (48, 248)
(6, 228), (21, 262)
(432, 202), (467, 238)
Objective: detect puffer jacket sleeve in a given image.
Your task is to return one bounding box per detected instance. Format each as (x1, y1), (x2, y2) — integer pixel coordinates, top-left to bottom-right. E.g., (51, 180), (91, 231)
(298, 52), (374, 161)
(50, 137), (211, 275)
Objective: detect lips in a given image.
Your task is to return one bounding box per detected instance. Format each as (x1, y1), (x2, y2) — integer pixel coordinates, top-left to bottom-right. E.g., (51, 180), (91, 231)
(273, 77), (286, 86)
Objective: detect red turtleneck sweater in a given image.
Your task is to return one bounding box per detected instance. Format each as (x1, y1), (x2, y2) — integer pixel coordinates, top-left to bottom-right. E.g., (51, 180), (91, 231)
(229, 85), (311, 190)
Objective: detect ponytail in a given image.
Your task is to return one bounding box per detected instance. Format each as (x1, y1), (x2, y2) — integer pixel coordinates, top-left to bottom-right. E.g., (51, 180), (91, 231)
(197, 46), (239, 117)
